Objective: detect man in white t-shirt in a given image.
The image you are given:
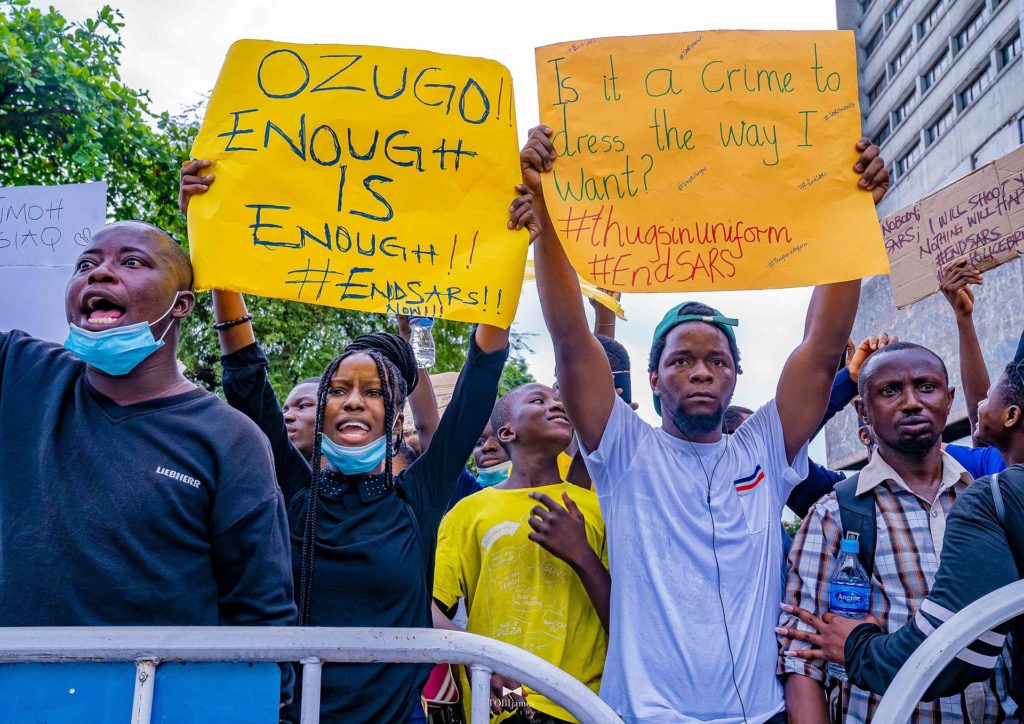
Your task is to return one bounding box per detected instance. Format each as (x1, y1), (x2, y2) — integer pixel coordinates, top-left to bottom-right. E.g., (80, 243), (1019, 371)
(520, 125), (889, 724)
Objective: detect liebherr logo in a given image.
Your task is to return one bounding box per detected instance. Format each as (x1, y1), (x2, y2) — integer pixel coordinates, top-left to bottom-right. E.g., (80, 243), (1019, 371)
(156, 466), (201, 489)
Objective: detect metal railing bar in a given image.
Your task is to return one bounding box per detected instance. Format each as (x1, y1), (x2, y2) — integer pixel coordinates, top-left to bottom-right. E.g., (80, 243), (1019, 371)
(299, 657), (322, 724)
(469, 663), (491, 724)
(130, 660), (157, 724)
(0, 627), (620, 724)
(875, 579), (1024, 722)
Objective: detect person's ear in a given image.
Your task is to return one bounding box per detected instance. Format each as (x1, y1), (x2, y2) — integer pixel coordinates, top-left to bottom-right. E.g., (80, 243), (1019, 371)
(497, 422), (516, 446)
(650, 370), (660, 404)
(172, 290), (196, 319)
(853, 395), (867, 421)
(1005, 405), (1021, 431)
(946, 385), (956, 413)
(392, 413), (405, 448)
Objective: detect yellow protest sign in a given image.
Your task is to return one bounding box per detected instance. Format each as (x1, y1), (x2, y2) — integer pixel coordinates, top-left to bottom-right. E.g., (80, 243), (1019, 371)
(534, 31), (888, 292)
(189, 40), (526, 327)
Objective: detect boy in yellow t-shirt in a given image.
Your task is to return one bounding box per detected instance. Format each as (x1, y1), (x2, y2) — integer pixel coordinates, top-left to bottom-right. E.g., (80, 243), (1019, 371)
(433, 383), (609, 724)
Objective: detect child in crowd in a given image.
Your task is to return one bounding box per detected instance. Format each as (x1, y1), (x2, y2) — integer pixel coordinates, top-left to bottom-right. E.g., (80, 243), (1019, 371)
(433, 383), (609, 724)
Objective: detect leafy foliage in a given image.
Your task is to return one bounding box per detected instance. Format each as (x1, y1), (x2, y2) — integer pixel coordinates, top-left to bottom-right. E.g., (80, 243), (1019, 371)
(0, 0), (534, 400)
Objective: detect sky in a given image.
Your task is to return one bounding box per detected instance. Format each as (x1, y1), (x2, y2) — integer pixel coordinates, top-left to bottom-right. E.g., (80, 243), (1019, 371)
(43, 0), (842, 462)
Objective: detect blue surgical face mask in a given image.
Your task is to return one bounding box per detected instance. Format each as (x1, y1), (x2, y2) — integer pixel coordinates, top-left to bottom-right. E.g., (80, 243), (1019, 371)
(476, 460), (512, 487)
(319, 433), (387, 476)
(63, 293), (179, 376)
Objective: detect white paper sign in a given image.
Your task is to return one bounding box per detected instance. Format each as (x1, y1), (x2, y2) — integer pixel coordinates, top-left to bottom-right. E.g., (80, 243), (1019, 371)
(0, 182), (107, 341)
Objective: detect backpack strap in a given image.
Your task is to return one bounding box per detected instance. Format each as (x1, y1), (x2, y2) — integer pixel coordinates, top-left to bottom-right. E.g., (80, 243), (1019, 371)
(990, 472), (1006, 528)
(834, 472), (876, 579)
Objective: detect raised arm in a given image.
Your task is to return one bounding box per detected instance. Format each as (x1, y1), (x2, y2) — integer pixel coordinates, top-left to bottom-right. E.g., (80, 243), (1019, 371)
(524, 126), (616, 452)
(940, 260), (987, 432)
(591, 291), (619, 338)
(776, 139), (888, 462)
(396, 314), (441, 451)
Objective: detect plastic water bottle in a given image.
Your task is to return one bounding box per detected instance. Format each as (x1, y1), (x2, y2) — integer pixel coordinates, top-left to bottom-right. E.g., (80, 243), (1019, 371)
(826, 534), (872, 681)
(409, 316), (436, 369)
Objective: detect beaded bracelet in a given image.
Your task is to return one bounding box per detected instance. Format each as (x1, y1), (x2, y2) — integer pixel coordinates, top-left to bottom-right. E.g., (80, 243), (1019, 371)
(212, 313), (254, 330)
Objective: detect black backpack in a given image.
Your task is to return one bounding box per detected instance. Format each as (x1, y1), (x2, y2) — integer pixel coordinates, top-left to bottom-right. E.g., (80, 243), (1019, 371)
(834, 473), (876, 577)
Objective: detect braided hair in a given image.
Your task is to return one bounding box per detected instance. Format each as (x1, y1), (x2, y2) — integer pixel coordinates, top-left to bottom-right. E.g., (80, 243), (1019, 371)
(298, 332), (418, 624)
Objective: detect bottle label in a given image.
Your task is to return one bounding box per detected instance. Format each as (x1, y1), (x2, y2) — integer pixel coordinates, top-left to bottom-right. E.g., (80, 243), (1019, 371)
(829, 583), (870, 615)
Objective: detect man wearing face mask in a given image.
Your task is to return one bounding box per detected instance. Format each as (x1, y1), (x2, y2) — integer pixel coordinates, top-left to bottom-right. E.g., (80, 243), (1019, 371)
(0, 222), (296, 635)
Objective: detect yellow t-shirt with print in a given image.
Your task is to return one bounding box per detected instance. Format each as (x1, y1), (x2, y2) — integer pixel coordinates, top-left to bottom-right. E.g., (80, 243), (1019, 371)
(434, 482), (608, 722)
(557, 451), (573, 481)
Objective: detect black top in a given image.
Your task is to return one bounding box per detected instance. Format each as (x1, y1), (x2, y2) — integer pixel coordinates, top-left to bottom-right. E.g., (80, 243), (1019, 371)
(221, 334), (507, 724)
(0, 330), (296, 629)
(845, 464), (1024, 703)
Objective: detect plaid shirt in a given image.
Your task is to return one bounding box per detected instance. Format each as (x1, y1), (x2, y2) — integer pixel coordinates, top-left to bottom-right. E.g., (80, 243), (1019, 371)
(778, 450), (1003, 723)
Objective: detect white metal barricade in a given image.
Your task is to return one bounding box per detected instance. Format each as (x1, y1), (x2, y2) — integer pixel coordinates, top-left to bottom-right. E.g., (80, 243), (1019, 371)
(874, 579), (1024, 722)
(0, 626), (622, 724)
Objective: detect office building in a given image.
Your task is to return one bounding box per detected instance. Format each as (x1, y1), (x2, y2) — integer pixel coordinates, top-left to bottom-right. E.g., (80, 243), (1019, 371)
(827, 0), (1024, 468)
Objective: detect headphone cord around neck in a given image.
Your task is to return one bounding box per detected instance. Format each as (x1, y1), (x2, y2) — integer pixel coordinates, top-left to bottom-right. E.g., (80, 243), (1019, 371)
(684, 433), (749, 724)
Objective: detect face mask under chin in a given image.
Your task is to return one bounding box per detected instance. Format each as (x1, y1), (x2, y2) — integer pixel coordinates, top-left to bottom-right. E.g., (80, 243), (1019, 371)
(63, 292), (180, 376)
(318, 432), (388, 476)
(477, 460), (512, 486)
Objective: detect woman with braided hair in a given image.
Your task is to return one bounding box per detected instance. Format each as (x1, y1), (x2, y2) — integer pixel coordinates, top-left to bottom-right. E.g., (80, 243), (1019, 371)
(181, 166), (539, 722)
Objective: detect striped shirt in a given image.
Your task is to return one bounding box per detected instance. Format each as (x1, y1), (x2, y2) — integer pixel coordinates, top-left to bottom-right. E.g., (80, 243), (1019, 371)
(778, 450), (1003, 722)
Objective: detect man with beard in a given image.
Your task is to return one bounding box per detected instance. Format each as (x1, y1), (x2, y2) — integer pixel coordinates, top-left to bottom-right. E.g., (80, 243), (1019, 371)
(524, 124), (889, 723)
(778, 342), (1002, 722)
(780, 352), (1024, 715)
(0, 221), (296, 699)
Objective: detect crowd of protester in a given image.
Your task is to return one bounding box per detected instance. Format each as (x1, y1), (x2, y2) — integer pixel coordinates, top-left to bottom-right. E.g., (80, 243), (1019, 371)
(0, 125), (1021, 724)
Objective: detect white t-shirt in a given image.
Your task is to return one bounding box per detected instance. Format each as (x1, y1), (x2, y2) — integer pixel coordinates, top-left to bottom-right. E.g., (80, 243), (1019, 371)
(580, 396), (808, 724)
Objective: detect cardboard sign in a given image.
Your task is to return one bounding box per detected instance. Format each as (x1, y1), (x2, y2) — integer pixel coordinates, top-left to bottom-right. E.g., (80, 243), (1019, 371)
(883, 143), (1024, 308)
(189, 40), (527, 327)
(534, 31), (888, 293)
(0, 182), (107, 341)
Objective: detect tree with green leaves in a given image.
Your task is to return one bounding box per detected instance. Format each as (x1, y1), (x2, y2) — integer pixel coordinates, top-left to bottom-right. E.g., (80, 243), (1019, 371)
(0, 0), (534, 398)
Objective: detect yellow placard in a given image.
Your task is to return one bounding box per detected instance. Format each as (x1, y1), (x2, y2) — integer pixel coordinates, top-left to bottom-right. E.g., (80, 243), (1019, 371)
(189, 40), (527, 327)
(535, 31), (889, 292)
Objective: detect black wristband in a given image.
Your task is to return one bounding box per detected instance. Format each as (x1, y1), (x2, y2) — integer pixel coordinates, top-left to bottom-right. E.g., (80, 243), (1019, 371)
(212, 313), (254, 330)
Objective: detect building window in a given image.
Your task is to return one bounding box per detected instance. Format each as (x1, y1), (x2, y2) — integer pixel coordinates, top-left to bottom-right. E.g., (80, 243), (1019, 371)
(885, 0), (906, 27)
(864, 27), (883, 58)
(1000, 32), (1022, 66)
(917, 0), (943, 37)
(866, 75), (888, 105)
(954, 6), (986, 52)
(889, 39), (914, 76)
(892, 91), (917, 126)
(874, 121), (892, 146)
(926, 105), (954, 144)
(959, 65), (993, 108)
(922, 50), (951, 90)
(895, 143), (924, 178)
